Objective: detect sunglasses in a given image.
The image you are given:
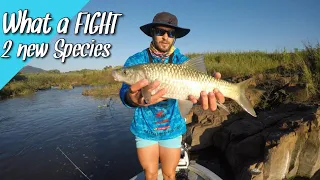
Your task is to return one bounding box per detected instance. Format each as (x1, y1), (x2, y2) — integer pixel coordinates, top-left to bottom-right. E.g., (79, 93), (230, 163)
(152, 28), (176, 38)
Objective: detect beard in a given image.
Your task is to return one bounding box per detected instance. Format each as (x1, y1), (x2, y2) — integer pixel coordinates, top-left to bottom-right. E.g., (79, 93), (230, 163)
(152, 38), (174, 53)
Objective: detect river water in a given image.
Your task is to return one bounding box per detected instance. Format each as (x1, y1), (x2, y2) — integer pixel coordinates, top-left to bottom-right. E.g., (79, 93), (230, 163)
(0, 87), (143, 180)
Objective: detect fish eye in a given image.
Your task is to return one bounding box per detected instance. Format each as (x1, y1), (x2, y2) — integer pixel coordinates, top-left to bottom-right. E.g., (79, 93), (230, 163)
(123, 69), (127, 74)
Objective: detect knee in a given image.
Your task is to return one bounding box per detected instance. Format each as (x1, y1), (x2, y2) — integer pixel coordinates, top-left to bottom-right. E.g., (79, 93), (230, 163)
(144, 168), (158, 180)
(162, 170), (176, 180)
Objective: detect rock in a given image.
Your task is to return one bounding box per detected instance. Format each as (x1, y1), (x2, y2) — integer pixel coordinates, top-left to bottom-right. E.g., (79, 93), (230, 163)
(186, 123), (220, 151)
(185, 105), (228, 151)
(185, 110), (193, 124)
(210, 103), (320, 180)
(186, 71), (320, 179)
(311, 170), (320, 180)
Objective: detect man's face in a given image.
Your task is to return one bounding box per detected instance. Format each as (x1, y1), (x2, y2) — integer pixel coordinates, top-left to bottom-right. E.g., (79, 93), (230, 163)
(152, 26), (175, 53)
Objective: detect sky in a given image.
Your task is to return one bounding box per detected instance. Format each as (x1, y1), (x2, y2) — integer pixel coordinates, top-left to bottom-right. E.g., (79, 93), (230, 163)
(27, 0), (320, 72)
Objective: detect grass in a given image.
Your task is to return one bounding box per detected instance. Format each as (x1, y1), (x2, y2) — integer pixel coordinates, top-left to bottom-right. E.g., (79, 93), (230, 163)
(1, 43), (319, 102)
(0, 68), (117, 99)
(187, 51), (282, 77)
(186, 43), (320, 97)
(82, 83), (122, 97)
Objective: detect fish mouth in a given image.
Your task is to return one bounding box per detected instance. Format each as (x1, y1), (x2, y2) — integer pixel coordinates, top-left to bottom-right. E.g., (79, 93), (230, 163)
(111, 70), (119, 81)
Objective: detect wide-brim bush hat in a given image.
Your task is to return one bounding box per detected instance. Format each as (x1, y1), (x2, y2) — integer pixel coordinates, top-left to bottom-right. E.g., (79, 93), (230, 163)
(140, 12), (190, 38)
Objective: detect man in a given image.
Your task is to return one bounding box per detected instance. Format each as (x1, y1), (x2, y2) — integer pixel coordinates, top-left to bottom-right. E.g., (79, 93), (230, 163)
(119, 12), (225, 180)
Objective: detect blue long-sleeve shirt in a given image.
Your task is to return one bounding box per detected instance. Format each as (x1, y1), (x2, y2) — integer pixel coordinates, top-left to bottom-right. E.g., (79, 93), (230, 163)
(119, 48), (189, 140)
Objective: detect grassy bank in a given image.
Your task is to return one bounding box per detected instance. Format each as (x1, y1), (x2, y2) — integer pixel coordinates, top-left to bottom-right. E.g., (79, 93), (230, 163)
(82, 83), (122, 97)
(0, 68), (117, 99)
(187, 43), (320, 97)
(1, 43), (319, 101)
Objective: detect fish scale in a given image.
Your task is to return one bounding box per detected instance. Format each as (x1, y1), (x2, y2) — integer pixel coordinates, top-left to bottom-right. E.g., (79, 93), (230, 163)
(142, 63), (235, 100)
(112, 55), (258, 117)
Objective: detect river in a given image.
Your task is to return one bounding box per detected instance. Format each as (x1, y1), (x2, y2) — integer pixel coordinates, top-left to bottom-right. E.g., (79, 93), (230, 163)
(0, 87), (143, 180)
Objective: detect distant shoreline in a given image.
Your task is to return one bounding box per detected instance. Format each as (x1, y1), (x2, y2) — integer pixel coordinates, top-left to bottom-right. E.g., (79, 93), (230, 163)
(1, 44), (319, 103)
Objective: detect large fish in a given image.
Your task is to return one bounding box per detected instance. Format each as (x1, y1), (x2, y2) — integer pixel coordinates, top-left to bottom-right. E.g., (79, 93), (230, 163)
(112, 55), (257, 117)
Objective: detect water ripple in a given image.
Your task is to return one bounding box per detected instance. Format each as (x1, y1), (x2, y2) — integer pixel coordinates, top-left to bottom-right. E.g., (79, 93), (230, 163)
(0, 87), (140, 180)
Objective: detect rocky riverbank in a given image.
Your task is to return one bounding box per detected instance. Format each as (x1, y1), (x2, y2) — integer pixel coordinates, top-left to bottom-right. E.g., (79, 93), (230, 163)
(185, 73), (320, 180)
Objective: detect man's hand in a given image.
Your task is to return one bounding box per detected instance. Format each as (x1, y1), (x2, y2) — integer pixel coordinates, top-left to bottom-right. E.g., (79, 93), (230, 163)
(188, 72), (225, 111)
(126, 79), (167, 106)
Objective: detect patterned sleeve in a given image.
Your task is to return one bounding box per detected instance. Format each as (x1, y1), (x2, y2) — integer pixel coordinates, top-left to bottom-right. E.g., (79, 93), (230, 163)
(119, 51), (146, 108)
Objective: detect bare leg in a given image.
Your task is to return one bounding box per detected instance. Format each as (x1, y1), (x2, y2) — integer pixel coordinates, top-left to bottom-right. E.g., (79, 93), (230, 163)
(137, 144), (159, 180)
(159, 146), (181, 180)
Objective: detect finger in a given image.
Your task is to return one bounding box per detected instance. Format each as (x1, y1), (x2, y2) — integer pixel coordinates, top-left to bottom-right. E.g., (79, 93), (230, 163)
(214, 89), (225, 104)
(213, 72), (221, 79)
(130, 79), (149, 93)
(148, 80), (161, 90)
(188, 95), (198, 104)
(143, 80), (161, 95)
(126, 88), (142, 105)
(150, 88), (167, 103)
(208, 92), (217, 111)
(200, 91), (208, 110)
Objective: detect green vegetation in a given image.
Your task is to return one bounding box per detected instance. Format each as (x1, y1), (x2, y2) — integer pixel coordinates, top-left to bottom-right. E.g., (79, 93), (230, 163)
(0, 67), (117, 99)
(187, 43), (320, 98)
(82, 83), (122, 97)
(1, 43), (319, 103)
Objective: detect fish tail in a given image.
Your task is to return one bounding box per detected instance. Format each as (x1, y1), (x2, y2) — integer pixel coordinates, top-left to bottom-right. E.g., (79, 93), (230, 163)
(234, 78), (257, 117)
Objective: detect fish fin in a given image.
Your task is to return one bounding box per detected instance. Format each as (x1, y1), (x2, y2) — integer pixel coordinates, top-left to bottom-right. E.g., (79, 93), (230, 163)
(217, 102), (230, 115)
(178, 100), (194, 118)
(141, 87), (151, 104)
(234, 78), (257, 117)
(182, 55), (207, 73)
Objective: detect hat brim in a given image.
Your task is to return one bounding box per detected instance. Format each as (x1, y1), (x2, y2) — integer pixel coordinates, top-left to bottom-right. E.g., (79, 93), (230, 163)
(140, 22), (190, 38)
